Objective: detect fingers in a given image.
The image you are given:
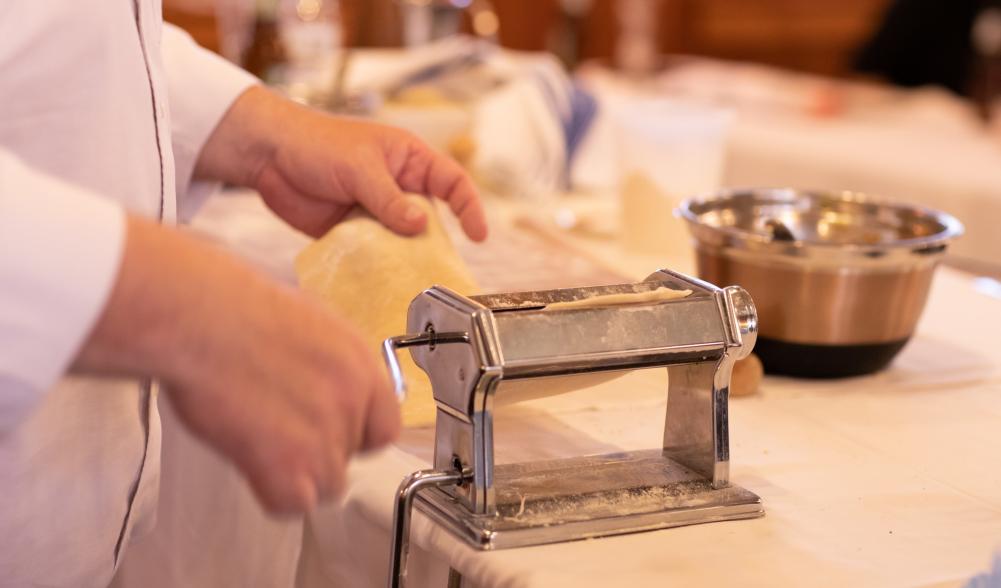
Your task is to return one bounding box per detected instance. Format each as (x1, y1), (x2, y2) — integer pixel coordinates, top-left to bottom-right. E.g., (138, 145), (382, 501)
(361, 364), (402, 452)
(393, 138), (488, 242)
(422, 149), (489, 242)
(241, 423), (349, 513)
(314, 442), (349, 504)
(333, 331), (401, 453)
(240, 442), (322, 514)
(248, 476), (314, 515)
(295, 472), (320, 512)
(357, 170), (430, 237)
(259, 118), (487, 241)
(257, 165), (348, 237)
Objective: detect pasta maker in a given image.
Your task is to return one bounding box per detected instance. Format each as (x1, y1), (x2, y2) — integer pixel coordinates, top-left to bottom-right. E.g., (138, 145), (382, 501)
(382, 269), (763, 587)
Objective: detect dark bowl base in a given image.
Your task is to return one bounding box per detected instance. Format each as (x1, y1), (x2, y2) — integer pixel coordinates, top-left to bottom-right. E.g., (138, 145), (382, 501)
(754, 336), (910, 379)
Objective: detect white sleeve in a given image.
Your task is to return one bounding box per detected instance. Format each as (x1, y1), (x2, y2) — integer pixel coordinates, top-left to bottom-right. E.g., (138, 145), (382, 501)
(0, 151), (125, 429)
(161, 24), (259, 222)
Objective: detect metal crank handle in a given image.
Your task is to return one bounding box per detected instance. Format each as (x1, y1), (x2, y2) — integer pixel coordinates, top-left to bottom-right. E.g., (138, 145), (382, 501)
(381, 331), (470, 402)
(389, 467), (471, 588)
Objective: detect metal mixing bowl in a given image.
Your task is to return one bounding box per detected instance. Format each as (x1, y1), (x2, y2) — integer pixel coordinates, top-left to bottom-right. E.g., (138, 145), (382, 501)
(678, 188), (963, 378)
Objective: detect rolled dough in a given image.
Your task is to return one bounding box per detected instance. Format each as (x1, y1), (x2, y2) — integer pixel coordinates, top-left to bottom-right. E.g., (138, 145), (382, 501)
(545, 286), (691, 310)
(295, 196), (478, 428)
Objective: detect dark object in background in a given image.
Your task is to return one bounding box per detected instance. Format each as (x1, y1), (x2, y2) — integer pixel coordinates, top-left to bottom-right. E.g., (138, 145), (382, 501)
(855, 0), (981, 95)
(855, 0), (1001, 113)
(243, 16), (285, 81)
(754, 337), (910, 379)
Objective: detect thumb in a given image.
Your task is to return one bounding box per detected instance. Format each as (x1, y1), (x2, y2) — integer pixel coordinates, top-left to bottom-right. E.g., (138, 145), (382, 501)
(360, 173), (429, 236)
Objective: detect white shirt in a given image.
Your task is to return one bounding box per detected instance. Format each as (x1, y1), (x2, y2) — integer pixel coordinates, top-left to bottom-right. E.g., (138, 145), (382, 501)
(0, 2), (256, 586)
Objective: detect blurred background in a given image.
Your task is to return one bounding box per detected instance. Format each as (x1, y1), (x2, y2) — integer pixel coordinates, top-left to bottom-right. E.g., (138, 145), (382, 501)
(165, 0), (1001, 97)
(167, 0), (1001, 279)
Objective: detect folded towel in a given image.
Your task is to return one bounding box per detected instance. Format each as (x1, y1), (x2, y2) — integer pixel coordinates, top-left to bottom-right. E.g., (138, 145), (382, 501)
(965, 554), (1001, 588)
(471, 47), (597, 198)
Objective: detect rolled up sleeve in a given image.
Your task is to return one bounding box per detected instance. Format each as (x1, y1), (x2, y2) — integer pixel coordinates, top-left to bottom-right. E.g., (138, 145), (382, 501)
(0, 151), (125, 429)
(161, 24), (258, 221)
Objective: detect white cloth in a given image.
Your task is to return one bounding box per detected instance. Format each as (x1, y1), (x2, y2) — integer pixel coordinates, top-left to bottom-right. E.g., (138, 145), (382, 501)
(338, 41), (579, 199)
(0, 2), (256, 586)
(110, 191), (311, 588)
(301, 268), (1001, 588)
(109, 394), (306, 588)
(186, 191), (1001, 588)
(110, 210), (307, 588)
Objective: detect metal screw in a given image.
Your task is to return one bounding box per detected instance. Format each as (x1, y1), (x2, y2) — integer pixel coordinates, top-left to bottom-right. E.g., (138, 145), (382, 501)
(425, 324), (437, 350)
(451, 455), (465, 487)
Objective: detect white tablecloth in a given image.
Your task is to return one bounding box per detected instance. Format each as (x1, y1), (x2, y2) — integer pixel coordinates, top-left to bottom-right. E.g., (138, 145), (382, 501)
(114, 50), (1001, 587)
(186, 191), (1000, 588)
(293, 271), (1001, 588)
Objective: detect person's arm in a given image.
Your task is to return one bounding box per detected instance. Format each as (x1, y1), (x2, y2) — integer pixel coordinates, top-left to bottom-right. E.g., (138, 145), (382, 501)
(0, 150), (399, 513)
(0, 152), (125, 431)
(75, 213), (400, 512)
(195, 85), (489, 242)
(160, 24), (259, 221)
(160, 24), (488, 241)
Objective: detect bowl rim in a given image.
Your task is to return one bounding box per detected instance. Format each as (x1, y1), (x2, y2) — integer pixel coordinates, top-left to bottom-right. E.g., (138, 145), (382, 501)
(677, 187), (965, 255)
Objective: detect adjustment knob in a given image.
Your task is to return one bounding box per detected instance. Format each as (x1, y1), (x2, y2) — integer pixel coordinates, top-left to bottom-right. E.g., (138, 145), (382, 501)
(724, 286), (758, 359)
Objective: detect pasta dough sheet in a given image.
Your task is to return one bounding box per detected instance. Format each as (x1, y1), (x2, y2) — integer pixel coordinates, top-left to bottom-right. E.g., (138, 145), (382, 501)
(496, 372), (630, 404)
(295, 196), (478, 428)
(499, 289), (691, 399)
(295, 197), (630, 427)
(545, 286), (691, 310)
(295, 197), (720, 426)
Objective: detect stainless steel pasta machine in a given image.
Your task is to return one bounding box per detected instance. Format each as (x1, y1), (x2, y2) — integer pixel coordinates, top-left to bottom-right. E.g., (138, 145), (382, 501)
(382, 269), (763, 587)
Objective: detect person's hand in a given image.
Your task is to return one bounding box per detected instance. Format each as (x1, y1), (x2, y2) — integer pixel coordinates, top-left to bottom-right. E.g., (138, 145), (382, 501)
(168, 283), (399, 512)
(196, 86), (488, 242)
(75, 216), (401, 512)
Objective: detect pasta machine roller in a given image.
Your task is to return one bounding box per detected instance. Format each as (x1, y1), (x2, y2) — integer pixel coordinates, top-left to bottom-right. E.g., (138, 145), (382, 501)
(383, 269), (764, 587)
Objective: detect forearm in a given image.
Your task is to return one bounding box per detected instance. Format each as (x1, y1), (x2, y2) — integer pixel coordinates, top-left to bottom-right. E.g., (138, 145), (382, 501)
(193, 85), (297, 189)
(72, 214), (285, 388)
(72, 214), (401, 512)
(161, 23), (259, 208)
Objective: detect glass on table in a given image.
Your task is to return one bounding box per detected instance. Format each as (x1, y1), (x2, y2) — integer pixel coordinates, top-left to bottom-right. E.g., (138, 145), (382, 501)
(614, 99), (732, 259)
(277, 0), (343, 84)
